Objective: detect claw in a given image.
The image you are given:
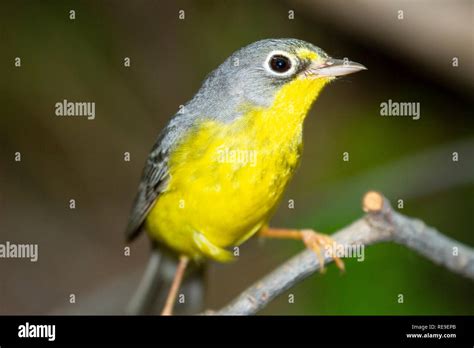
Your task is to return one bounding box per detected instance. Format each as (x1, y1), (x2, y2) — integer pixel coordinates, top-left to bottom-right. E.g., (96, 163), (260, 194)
(301, 229), (345, 273)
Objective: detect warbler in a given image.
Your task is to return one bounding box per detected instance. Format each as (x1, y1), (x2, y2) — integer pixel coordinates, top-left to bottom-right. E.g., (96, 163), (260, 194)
(126, 38), (366, 315)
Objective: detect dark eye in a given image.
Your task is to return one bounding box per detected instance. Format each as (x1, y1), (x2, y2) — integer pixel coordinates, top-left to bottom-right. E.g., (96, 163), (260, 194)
(269, 55), (292, 73)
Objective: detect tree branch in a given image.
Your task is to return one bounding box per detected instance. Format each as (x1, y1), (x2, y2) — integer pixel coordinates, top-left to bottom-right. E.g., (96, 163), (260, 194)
(208, 191), (474, 315)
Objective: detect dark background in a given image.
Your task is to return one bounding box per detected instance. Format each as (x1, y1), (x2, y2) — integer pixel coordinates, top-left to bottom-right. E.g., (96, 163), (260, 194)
(0, 0), (473, 315)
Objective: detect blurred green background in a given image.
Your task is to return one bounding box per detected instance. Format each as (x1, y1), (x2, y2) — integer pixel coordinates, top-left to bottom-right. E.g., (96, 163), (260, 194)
(0, 0), (473, 315)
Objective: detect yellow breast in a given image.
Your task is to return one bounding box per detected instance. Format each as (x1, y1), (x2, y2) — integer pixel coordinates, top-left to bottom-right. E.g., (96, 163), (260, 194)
(145, 76), (331, 261)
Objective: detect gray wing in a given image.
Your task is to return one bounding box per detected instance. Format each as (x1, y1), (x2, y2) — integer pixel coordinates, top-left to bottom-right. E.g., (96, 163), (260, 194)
(125, 132), (171, 242)
(125, 114), (193, 242)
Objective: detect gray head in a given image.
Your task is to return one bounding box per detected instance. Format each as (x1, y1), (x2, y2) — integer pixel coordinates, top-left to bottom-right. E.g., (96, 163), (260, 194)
(182, 38), (366, 122)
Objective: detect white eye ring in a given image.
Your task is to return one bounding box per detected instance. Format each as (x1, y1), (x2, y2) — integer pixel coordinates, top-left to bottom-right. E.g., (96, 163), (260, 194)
(263, 50), (297, 77)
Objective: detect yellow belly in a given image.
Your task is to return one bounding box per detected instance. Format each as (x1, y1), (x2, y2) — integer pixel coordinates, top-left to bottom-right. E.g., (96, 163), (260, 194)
(145, 75), (330, 262)
(146, 116), (302, 261)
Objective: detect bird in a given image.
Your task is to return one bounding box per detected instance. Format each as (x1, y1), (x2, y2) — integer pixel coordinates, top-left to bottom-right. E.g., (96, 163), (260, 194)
(125, 38), (366, 315)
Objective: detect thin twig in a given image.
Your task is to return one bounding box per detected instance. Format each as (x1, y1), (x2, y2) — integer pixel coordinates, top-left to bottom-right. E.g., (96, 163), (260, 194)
(208, 191), (474, 315)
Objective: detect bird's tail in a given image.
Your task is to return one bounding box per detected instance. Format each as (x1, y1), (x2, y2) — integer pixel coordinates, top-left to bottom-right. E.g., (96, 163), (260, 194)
(126, 244), (205, 315)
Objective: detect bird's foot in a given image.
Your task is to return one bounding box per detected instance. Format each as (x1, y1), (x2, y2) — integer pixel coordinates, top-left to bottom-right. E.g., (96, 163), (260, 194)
(300, 229), (345, 273)
(259, 227), (345, 273)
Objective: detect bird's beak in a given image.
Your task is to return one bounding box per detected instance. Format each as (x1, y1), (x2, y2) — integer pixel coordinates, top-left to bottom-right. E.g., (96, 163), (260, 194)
(307, 58), (367, 77)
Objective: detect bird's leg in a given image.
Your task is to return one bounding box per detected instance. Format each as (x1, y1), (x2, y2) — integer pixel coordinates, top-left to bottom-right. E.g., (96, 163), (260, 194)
(259, 228), (345, 272)
(161, 255), (189, 315)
